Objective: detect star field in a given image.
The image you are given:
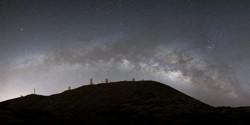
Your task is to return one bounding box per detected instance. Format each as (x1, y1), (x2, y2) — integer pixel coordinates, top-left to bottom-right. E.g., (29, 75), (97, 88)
(0, 0), (250, 106)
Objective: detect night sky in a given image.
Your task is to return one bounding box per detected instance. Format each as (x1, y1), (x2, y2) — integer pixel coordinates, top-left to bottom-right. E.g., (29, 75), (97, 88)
(1, 0), (250, 106)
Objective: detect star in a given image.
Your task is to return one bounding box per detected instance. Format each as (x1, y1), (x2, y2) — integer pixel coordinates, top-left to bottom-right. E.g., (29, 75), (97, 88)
(18, 27), (24, 32)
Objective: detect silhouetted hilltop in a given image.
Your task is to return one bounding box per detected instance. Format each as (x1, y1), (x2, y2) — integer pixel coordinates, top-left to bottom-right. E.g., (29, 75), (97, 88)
(0, 80), (249, 125)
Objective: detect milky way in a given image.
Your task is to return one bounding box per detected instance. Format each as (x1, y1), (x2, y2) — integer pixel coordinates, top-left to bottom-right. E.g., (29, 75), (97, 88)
(1, 0), (250, 106)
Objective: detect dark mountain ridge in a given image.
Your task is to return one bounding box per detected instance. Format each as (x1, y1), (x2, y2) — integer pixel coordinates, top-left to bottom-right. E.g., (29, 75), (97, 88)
(0, 80), (249, 125)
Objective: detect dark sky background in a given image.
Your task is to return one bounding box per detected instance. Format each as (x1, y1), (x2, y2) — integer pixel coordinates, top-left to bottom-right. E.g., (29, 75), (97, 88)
(1, 0), (250, 106)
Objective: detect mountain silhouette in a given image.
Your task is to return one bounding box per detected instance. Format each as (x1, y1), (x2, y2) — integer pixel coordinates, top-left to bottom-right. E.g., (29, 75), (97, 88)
(0, 80), (249, 125)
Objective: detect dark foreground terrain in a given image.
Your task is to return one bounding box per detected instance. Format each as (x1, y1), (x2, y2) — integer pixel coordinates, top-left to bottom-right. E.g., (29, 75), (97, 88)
(0, 81), (249, 125)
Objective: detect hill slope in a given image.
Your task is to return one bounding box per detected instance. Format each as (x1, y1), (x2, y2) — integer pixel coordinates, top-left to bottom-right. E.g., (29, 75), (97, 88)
(0, 81), (249, 125)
